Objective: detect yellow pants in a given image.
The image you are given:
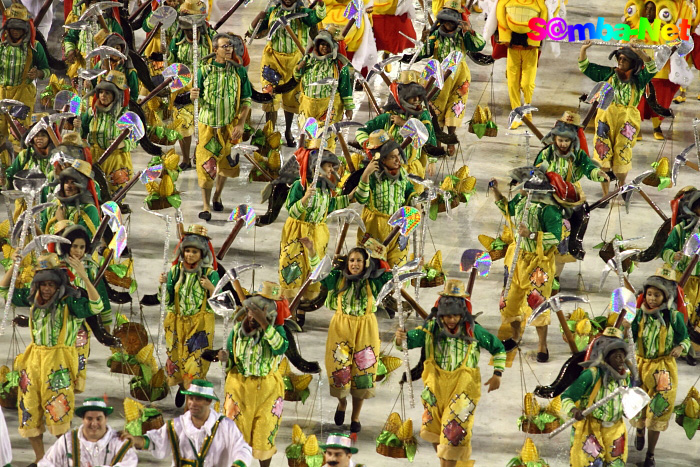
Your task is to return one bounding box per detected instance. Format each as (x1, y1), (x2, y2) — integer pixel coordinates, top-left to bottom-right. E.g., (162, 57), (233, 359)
(570, 417), (627, 467)
(357, 207), (407, 267)
(325, 311), (380, 399)
(14, 343), (78, 438)
(297, 93), (342, 152)
(164, 309), (215, 387)
(684, 276), (700, 353)
(195, 121), (240, 189)
(0, 83), (35, 143)
(261, 44), (301, 113)
(420, 359), (481, 463)
(171, 102), (195, 138)
(224, 370), (284, 460)
(278, 217), (330, 298)
(91, 145), (133, 196)
(632, 354), (677, 431)
(74, 326), (90, 394)
(593, 103), (640, 175)
(433, 61), (471, 128)
(506, 48), (538, 111)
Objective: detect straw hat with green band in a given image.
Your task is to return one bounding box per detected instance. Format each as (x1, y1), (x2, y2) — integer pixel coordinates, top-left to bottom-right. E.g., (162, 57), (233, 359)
(319, 433), (358, 453)
(180, 379), (219, 401)
(75, 397), (114, 417)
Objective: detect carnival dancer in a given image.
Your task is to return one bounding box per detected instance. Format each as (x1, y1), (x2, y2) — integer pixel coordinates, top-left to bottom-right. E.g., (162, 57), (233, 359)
(490, 167), (563, 362)
(209, 282), (289, 466)
(578, 40), (657, 194)
(560, 327), (633, 467)
(662, 187), (700, 365)
(5, 124), (54, 191)
(294, 28), (354, 151)
(96, 33), (140, 99)
(158, 224), (220, 407)
(121, 379), (253, 467)
(0, 253), (103, 463)
(0, 4), (50, 142)
(279, 147), (350, 327)
(355, 70), (436, 183)
(395, 279), (505, 466)
(253, 0), (326, 146)
(371, 0), (416, 70)
(191, 33), (251, 221)
(39, 159), (100, 239)
(167, 0), (215, 170)
(321, 0), (377, 74)
(301, 237), (392, 434)
(631, 270), (690, 467)
(320, 433), (363, 467)
(79, 70), (137, 196)
(416, 0), (484, 155)
(55, 222), (114, 394)
(354, 130), (415, 267)
(142, 0), (185, 59)
(39, 398), (137, 467)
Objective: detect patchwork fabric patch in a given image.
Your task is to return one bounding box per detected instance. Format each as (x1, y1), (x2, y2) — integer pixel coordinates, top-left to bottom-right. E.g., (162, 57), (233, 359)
(201, 157), (218, 180)
(353, 373), (373, 390)
(110, 168), (131, 186)
(442, 419), (467, 446)
(166, 358), (179, 377)
(19, 399), (31, 427)
(457, 80), (470, 97)
(19, 369), (30, 394)
(611, 433), (625, 458)
(267, 424), (279, 447)
(649, 392), (670, 417)
(596, 121), (610, 138)
(608, 458), (626, 467)
(421, 387), (437, 407)
(204, 136), (223, 155)
(271, 396), (284, 418)
(653, 369), (672, 392)
(45, 393), (71, 423)
(620, 122), (637, 140)
(398, 234), (409, 251)
(594, 140), (611, 159)
(226, 397), (241, 420)
(422, 409), (433, 426)
(47, 367), (71, 392)
(450, 393), (476, 423)
(529, 267), (548, 287)
(78, 354), (86, 372)
(332, 366), (351, 388)
(333, 343), (351, 365)
(451, 100), (465, 118)
(75, 328), (89, 348)
(281, 262), (303, 285)
(526, 289), (545, 310)
(353, 346), (377, 371)
(582, 434), (602, 458)
(186, 331), (210, 353)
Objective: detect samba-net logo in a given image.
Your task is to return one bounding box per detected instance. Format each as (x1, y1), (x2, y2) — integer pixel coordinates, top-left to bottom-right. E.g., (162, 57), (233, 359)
(527, 17), (691, 42)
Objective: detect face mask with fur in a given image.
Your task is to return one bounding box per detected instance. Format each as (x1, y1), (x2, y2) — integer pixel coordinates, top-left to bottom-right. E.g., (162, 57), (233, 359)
(234, 295), (278, 339)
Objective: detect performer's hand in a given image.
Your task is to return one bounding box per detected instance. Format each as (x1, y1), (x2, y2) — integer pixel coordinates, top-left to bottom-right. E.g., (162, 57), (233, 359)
(674, 251), (684, 261)
(485, 374), (501, 392)
(190, 88), (200, 100)
(66, 256), (88, 280)
(395, 327), (407, 346)
(28, 67), (40, 80)
(12, 315), (29, 327)
(345, 110), (353, 120)
(301, 186), (316, 206)
(299, 237), (315, 256)
(159, 272), (167, 284)
(599, 171), (610, 182)
(427, 162), (436, 177)
(670, 345), (683, 358)
(517, 222), (530, 238)
(218, 349), (229, 363)
(248, 302), (270, 328)
(69, 117), (80, 130)
(570, 408), (585, 421)
(119, 432), (145, 449)
(579, 40), (592, 61)
(231, 122), (245, 142)
(199, 276), (215, 293)
(66, 50), (77, 64)
(390, 115), (406, 127)
(55, 204), (66, 221)
(361, 158), (379, 182)
(365, 5), (374, 14)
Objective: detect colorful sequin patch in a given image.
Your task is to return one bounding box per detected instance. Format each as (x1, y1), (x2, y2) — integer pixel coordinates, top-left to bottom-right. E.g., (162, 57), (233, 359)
(582, 434), (602, 458)
(442, 419), (466, 446)
(186, 331), (209, 353)
(596, 121), (610, 138)
(450, 393), (475, 423)
(267, 424), (279, 447)
(45, 393), (71, 423)
(653, 369), (672, 392)
(451, 101), (465, 118)
(78, 354), (86, 372)
(19, 369), (30, 394)
(611, 433), (625, 458)
(271, 396), (284, 418)
(204, 136), (223, 156)
(332, 366), (351, 388)
(595, 140), (611, 159)
(422, 409), (433, 426)
(353, 373), (373, 390)
(19, 399), (31, 427)
(166, 358), (179, 378)
(649, 392), (670, 417)
(75, 328), (89, 348)
(353, 346), (377, 371)
(110, 168), (131, 187)
(422, 387), (437, 407)
(281, 262), (302, 286)
(202, 157), (218, 180)
(526, 289), (545, 310)
(47, 367), (71, 392)
(620, 122), (637, 140)
(529, 267), (548, 287)
(333, 343), (351, 365)
(226, 397), (241, 420)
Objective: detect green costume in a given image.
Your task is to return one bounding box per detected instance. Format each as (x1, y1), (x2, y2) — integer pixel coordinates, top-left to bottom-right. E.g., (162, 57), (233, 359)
(534, 145), (606, 183)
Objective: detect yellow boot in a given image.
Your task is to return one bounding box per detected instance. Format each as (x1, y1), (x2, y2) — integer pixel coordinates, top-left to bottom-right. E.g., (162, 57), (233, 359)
(674, 88), (687, 103)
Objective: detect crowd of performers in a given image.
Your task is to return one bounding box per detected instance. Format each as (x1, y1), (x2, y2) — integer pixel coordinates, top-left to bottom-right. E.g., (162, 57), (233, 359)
(3, 0), (700, 466)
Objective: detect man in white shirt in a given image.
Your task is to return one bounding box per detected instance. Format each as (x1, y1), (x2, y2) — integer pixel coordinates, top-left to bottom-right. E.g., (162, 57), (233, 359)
(39, 398), (137, 467)
(121, 379), (252, 467)
(320, 433), (363, 467)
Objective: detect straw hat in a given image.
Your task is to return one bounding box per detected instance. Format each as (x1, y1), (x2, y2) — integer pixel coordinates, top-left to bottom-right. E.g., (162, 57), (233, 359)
(438, 279), (468, 297)
(257, 281), (283, 301)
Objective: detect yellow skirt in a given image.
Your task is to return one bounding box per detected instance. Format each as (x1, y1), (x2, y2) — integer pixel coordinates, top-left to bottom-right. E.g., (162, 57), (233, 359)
(195, 121), (240, 189)
(260, 44), (301, 113)
(224, 370), (284, 460)
(164, 309), (215, 387)
(632, 354), (677, 431)
(278, 217), (330, 297)
(570, 417), (627, 467)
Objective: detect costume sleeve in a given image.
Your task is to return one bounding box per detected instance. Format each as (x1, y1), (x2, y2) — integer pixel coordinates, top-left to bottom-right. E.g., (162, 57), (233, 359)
(339, 65), (354, 111)
(329, 193), (350, 212)
(37, 433), (70, 467)
(561, 368), (595, 417)
(236, 66), (252, 108)
(474, 324), (506, 372)
(369, 271), (394, 297)
(0, 286), (30, 306)
(672, 310), (690, 354)
(165, 266), (176, 307)
(631, 309), (643, 341)
(355, 178), (371, 205)
(420, 110), (437, 147)
(224, 419), (254, 467)
(5, 149), (27, 188)
(208, 268), (220, 287)
(197, 67), (204, 92)
(286, 180), (307, 218)
(418, 35), (436, 60)
(263, 324), (289, 356)
(303, 3), (327, 24)
(403, 176), (415, 201)
(541, 205), (563, 249)
(81, 204), (100, 236)
(533, 148), (547, 168)
(81, 112), (91, 139)
(143, 423), (172, 459)
(293, 55), (310, 81)
(90, 263), (112, 324)
(127, 70), (140, 101)
(662, 225), (682, 265)
(32, 43), (51, 80)
(579, 59), (615, 82)
(63, 28), (79, 52)
(356, 113), (390, 145)
(396, 326), (426, 350)
(496, 193), (520, 217)
(167, 36), (178, 63)
(637, 59), (658, 87)
(67, 295), (100, 318)
(576, 149), (606, 182)
(319, 268), (340, 291)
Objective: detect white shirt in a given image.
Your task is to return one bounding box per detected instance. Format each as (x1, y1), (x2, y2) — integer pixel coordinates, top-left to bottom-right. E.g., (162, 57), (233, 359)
(323, 461), (356, 467)
(146, 409), (252, 467)
(39, 425), (137, 467)
(0, 407), (11, 466)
